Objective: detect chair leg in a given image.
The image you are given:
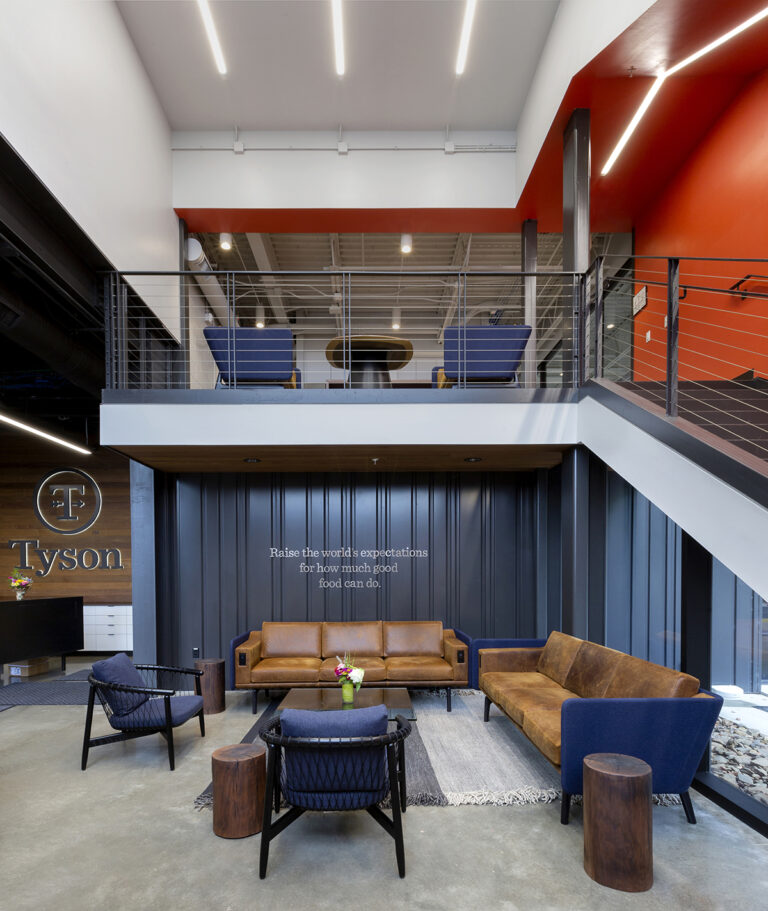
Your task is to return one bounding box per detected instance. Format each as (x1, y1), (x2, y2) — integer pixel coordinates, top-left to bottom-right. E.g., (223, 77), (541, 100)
(164, 696), (175, 771)
(252, 689), (259, 714)
(398, 739), (407, 813)
(260, 745), (277, 879)
(483, 695), (491, 722)
(386, 744), (406, 878)
(681, 791), (697, 824)
(561, 791), (571, 825)
(274, 749), (282, 814)
(446, 688), (452, 712)
(198, 709), (206, 737)
(81, 685), (96, 770)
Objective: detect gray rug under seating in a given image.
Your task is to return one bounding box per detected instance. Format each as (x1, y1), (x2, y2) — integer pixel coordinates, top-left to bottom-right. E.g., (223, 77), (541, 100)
(195, 690), (562, 809)
(0, 676), (91, 706)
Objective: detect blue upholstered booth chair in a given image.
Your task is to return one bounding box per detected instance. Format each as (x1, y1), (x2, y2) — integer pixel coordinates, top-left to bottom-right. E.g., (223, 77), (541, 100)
(258, 705), (412, 878)
(435, 324), (532, 387)
(203, 326), (301, 388)
(82, 653), (205, 771)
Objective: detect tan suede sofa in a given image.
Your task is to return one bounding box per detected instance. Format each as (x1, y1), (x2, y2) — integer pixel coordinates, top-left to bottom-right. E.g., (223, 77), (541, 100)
(234, 620), (468, 712)
(479, 631), (723, 824)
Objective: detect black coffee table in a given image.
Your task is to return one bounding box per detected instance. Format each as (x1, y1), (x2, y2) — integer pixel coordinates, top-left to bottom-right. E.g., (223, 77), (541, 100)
(275, 687), (415, 720)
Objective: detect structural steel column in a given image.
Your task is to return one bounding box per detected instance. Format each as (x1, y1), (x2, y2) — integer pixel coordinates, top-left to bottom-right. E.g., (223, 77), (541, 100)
(130, 460), (158, 665)
(562, 109), (591, 387)
(521, 219), (538, 387)
(561, 446), (590, 639)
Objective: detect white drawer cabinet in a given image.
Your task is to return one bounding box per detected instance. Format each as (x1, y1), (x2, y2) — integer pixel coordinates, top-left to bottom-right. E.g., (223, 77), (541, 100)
(83, 604), (133, 652)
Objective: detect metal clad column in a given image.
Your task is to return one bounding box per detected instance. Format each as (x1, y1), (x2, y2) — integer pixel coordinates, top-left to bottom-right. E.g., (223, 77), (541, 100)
(521, 219), (538, 387)
(130, 460), (158, 665)
(561, 446), (590, 638)
(563, 109), (591, 388)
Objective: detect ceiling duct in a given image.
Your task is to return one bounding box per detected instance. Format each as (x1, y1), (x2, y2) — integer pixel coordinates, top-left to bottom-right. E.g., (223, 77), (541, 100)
(186, 237), (233, 326)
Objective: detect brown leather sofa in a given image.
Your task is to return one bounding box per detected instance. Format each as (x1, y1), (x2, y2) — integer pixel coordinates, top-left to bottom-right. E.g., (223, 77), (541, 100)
(234, 620), (468, 711)
(479, 631), (723, 824)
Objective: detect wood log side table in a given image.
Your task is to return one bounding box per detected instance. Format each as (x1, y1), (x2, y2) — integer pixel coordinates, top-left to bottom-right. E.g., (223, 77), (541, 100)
(583, 753), (653, 893)
(194, 658), (226, 714)
(211, 743), (267, 838)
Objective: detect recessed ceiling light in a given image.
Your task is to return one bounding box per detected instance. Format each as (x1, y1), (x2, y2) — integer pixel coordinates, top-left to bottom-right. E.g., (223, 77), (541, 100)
(464, 456), (482, 463)
(601, 5), (768, 175)
(0, 412), (91, 455)
(455, 0), (478, 76)
(607, 323), (615, 330)
(196, 0), (228, 76)
(219, 232), (232, 251)
(400, 233), (413, 254)
(243, 457), (261, 463)
(256, 304), (265, 329)
(331, 0), (345, 76)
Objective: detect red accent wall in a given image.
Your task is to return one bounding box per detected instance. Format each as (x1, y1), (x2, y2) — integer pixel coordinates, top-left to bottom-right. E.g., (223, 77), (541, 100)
(633, 69), (768, 382)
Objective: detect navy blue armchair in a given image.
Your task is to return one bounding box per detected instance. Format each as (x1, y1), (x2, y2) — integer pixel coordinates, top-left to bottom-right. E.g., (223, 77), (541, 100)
(434, 324), (532, 387)
(203, 326), (300, 388)
(259, 705), (412, 878)
(82, 652), (205, 771)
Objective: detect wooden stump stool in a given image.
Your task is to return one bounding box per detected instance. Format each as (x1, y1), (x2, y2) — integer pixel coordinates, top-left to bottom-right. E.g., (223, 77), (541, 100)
(583, 753), (653, 892)
(212, 743), (267, 838)
(195, 658), (226, 714)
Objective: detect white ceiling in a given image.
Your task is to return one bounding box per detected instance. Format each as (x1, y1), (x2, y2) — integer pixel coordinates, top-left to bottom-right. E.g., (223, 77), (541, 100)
(117, 0), (560, 131)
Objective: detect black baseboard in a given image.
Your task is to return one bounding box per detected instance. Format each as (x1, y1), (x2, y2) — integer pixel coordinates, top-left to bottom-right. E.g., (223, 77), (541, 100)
(693, 772), (768, 839)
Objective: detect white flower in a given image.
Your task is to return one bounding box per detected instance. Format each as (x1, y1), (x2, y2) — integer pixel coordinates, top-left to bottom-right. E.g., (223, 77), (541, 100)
(348, 667), (364, 685)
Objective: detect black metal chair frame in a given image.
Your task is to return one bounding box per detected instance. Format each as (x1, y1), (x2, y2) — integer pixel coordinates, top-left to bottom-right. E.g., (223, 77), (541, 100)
(82, 664), (205, 771)
(259, 714), (412, 878)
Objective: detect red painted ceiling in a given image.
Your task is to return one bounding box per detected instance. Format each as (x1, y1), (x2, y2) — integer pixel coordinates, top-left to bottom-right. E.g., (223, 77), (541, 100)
(177, 0), (768, 235)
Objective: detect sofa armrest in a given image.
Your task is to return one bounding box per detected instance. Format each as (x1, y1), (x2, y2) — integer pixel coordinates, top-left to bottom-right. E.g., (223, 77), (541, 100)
(443, 636), (469, 682)
(234, 632), (262, 687)
(560, 690), (723, 796)
(469, 638), (546, 688)
(479, 647), (543, 676)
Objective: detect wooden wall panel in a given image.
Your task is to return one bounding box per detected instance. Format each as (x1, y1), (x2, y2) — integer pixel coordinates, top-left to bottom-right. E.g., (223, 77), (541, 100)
(0, 432), (131, 605)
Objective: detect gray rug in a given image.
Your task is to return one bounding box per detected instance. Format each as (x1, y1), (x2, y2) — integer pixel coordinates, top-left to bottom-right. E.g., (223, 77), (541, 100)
(0, 678), (90, 705)
(195, 690), (562, 810)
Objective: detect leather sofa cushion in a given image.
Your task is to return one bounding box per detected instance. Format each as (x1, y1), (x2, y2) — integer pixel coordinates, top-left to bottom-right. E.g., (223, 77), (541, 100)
(604, 654), (700, 698)
(250, 657), (321, 683)
(383, 621), (443, 657)
(385, 656), (452, 681)
(318, 656), (386, 682)
(261, 622), (322, 658)
(522, 707), (562, 767)
(322, 621), (383, 658)
(564, 641), (624, 698)
(537, 631), (582, 686)
(481, 672), (575, 726)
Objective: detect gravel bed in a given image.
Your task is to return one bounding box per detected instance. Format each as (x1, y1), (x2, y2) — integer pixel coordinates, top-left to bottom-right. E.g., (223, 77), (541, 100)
(711, 717), (768, 806)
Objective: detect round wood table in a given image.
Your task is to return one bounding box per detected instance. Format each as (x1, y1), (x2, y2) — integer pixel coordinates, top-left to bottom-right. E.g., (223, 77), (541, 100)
(583, 753), (653, 892)
(194, 658), (226, 714)
(212, 743), (267, 838)
(326, 335), (413, 388)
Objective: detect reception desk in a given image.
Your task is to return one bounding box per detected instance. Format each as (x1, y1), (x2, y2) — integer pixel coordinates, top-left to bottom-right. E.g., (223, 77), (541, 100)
(0, 596), (84, 670)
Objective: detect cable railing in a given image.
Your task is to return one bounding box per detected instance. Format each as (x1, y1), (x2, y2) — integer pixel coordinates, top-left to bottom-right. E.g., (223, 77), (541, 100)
(586, 255), (768, 462)
(105, 269), (581, 393)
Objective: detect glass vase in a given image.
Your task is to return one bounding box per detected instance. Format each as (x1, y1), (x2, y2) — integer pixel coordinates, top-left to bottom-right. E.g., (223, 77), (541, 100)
(15, 590), (25, 601)
(341, 681), (355, 704)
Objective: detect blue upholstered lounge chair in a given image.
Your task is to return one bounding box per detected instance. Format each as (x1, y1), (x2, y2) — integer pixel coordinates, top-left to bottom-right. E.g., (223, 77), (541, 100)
(82, 652), (205, 771)
(203, 326), (301, 388)
(433, 324), (532, 387)
(258, 705), (412, 878)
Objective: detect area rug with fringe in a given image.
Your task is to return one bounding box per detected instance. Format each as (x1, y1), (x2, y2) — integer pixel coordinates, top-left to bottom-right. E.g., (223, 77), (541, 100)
(195, 689), (562, 810)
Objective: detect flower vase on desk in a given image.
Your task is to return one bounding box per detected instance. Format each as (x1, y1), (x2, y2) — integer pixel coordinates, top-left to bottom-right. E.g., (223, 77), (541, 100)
(16, 590), (25, 601)
(341, 681), (355, 704)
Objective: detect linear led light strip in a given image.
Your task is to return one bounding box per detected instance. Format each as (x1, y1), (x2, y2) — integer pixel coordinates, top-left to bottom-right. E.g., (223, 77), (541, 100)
(332, 0), (345, 76)
(602, 5), (768, 175)
(456, 0), (478, 76)
(0, 412), (91, 455)
(196, 0), (227, 76)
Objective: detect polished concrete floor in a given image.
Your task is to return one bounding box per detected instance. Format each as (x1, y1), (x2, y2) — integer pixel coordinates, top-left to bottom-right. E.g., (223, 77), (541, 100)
(1, 678), (767, 911)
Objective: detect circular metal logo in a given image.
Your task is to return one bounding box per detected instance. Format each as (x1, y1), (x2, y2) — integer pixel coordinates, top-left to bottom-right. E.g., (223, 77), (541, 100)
(33, 468), (103, 535)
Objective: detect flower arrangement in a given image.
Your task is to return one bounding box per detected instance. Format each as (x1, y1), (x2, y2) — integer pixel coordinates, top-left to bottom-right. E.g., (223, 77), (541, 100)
(8, 567), (33, 597)
(334, 653), (365, 691)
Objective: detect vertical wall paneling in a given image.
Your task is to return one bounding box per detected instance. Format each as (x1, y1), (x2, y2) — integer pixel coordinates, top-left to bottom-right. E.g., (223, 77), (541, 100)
(712, 557), (763, 692)
(154, 471), (539, 671)
(561, 447), (589, 638)
(129, 460), (156, 664)
(535, 469), (549, 637)
(604, 470), (633, 653)
(546, 465), (563, 634)
(587, 458), (606, 645)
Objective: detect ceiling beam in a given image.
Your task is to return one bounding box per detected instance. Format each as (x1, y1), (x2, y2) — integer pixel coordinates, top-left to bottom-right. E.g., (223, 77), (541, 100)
(245, 233), (289, 325)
